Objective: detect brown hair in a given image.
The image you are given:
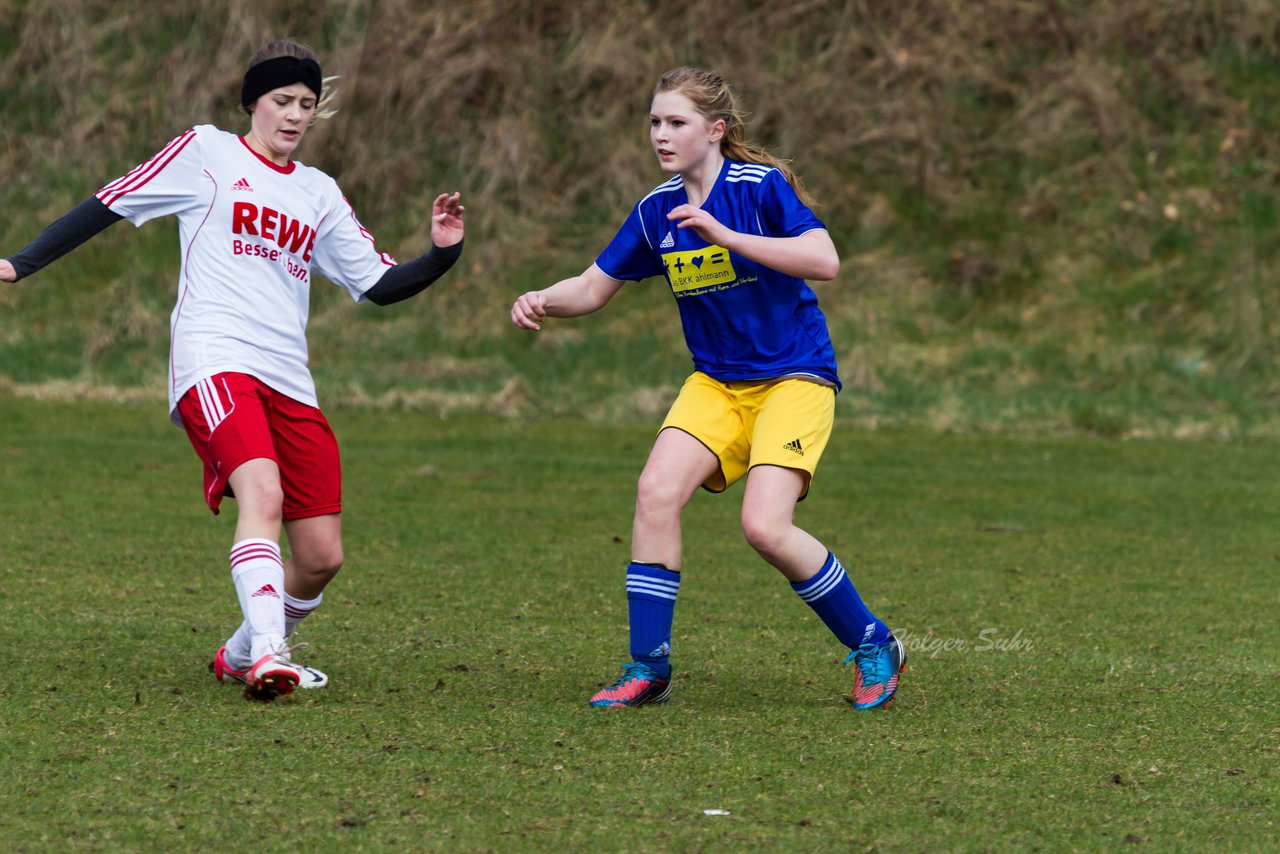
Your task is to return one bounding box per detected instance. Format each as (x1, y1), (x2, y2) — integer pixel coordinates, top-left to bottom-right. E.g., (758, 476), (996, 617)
(655, 67), (813, 206)
(241, 39), (338, 122)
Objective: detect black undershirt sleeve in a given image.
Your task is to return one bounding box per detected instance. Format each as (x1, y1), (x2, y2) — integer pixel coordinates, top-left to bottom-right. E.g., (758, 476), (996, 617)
(364, 240), (464, 306)
(6, 199), (461, 303)
(5, 196), (124, 280)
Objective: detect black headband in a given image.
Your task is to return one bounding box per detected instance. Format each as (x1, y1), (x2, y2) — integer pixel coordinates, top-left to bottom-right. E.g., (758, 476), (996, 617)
(241, 56), (323, 108)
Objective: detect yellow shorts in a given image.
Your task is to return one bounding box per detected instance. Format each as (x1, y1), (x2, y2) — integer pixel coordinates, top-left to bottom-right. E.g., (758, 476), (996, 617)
(660, 372), (836, 498)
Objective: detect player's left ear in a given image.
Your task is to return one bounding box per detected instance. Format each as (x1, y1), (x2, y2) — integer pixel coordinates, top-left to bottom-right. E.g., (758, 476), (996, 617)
(709, 119), (726, 143)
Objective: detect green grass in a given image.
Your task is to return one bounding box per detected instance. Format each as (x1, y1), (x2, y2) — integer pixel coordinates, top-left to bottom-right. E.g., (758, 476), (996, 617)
(0, 396), (1275, 851)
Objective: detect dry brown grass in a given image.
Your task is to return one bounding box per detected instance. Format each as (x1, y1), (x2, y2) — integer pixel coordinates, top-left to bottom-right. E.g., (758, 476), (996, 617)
(4, 0), (1279, 430)
(7, 1), (1274, 242)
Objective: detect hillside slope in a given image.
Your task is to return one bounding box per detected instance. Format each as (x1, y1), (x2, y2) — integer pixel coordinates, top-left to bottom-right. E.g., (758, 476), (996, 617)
(2, 0), (1278, 437)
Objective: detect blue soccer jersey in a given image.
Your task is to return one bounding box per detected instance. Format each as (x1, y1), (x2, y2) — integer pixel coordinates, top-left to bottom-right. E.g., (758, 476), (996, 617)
(595, 158), (840, 390)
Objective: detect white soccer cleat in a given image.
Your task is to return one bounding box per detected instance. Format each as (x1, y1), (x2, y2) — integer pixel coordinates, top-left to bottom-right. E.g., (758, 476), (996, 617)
(295, 662), (328, 689)
(212, 645), (328, 692)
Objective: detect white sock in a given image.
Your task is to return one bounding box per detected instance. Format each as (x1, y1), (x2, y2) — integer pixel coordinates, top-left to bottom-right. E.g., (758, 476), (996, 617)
(223, 591), (324, 667)
(229, 538), (287, 662)
(284, 591), (323, 637)
(223, 622), (252, 669)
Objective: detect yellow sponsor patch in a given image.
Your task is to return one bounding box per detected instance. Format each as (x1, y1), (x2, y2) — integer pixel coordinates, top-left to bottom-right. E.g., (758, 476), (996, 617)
(662, 245), (737, 295)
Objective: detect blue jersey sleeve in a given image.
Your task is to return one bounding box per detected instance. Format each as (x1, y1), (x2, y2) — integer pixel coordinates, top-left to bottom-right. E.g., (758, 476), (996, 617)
(595, 204), (666, 282)
(758, 170), (824, 238)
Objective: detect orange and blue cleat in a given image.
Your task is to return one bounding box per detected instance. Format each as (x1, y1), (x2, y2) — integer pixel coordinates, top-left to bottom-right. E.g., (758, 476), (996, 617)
(846, 634), (906, 710)
(589, 661), (672, 708)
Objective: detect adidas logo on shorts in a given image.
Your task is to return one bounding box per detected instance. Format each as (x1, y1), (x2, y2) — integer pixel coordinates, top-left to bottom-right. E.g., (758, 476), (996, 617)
(783, 438), (805, 456)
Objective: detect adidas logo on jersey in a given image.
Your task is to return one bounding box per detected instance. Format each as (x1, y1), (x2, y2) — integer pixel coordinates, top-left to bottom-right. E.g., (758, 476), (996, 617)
(659, 231), (675, 249)
(783, 438), (805, 456)
(251, 583), (280, 599)
(231, 178), (254, 192)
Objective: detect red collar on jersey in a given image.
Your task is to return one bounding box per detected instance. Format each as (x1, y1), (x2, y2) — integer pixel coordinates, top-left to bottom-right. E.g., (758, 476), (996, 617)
(238, 136), (297, 174)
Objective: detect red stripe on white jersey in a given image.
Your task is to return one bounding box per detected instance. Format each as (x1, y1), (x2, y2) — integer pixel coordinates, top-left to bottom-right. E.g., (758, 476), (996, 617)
(171, 171), (220, 402)
(341, 195), (397, 266)
(97, 128), (198, 208)
(98, 129), (194, 198)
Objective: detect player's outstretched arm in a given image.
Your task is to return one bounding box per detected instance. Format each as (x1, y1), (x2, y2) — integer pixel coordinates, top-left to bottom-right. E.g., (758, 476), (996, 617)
(2, 197), (125, 283)
(511, 264), (624, 331)
(363, 192), (466, 307)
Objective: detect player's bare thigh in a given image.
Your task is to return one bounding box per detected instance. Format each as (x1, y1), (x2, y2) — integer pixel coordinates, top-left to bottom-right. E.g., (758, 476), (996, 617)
(632, 427), (719, 569)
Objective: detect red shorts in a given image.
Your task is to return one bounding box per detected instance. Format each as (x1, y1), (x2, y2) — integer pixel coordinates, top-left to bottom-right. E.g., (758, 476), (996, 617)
(177, 373), (342, 520)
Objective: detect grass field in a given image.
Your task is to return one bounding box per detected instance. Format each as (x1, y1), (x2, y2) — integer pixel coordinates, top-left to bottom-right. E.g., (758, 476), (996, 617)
(0, 396), (1275, 851)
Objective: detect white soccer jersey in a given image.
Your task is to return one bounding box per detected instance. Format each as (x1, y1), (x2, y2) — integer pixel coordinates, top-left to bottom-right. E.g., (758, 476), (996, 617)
(96, 124), (395, 423)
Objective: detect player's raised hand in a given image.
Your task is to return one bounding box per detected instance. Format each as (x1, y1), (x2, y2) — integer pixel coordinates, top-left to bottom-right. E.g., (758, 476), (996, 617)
(667, 204), (732, 246)
(511, 290), (548, 331)
(0, 259), (16, 283)
(430, 192), (464, 247)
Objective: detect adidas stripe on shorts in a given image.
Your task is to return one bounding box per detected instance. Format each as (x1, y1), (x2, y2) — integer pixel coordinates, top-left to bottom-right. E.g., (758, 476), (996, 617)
(177, 372), (342, 519)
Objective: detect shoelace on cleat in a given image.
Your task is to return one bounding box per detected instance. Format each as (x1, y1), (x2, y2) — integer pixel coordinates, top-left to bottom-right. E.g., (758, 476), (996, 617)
(260, 638), (310, 666)
(845, 644), (890, 685)
(606, 662), (654, 688)
(277, 633), (310, 657)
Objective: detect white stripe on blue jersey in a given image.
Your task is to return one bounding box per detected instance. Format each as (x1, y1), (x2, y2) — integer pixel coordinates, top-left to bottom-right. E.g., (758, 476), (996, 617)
(637, 177), (685, 249)
(725, 163), (775, 184)
(638, 175), (684, 205)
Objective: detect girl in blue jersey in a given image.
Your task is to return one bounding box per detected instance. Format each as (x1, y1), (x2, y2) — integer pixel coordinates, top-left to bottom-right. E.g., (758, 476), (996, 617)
(511, 67), (903, 710)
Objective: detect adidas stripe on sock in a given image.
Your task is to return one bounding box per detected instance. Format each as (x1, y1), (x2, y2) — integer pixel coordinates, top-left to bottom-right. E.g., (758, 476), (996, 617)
(791, 552), (890, 649)
(284, 591), (323, 637)
(626, 562), (680, 678)
(230, 538), (287, 661)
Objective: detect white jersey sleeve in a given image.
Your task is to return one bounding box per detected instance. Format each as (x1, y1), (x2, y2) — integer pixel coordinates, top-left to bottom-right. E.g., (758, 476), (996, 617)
(95, 127), (206, 226)
(309, 184), (397, 302)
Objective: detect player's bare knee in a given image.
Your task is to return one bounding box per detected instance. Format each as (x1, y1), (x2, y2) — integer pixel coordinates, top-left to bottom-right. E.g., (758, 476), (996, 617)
(635, 472), (685, 517)
(293, 558), (343, 591)
(312, 559), (342, 587)
(298, 547), (343, 586)
(741, 512), (786, 560)
(326, 547), (344, 578)
(240, 483), (285, 526)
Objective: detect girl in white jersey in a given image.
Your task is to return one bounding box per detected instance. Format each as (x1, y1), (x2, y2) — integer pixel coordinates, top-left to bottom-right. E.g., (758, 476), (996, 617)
(512, 67), (904, 711)
(2, 40), (466, 700)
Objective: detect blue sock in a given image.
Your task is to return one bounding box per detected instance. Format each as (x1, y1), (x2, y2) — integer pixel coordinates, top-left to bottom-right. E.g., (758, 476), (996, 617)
(791, 552), (890, 649)
(626, 562), (680, 678)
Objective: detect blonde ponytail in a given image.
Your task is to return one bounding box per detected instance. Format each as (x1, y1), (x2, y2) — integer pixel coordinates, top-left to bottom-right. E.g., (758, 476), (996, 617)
(654, 67), (813, 206)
